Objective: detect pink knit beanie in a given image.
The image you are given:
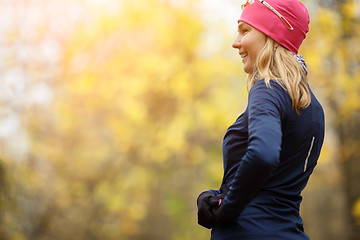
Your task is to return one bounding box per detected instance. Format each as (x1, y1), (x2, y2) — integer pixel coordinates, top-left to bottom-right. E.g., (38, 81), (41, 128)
(238, 0), (310, 54)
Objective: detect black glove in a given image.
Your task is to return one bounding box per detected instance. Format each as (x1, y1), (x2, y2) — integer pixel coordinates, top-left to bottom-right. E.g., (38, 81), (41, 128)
(197, 192), (217, 229)
(211, 185), (238, 223)
(209, 185), (229, 208)
(197, 185), (230, 229)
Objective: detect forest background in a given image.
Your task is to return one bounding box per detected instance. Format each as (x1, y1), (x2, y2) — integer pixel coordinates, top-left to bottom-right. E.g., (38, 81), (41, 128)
(0, 0), (359, 240)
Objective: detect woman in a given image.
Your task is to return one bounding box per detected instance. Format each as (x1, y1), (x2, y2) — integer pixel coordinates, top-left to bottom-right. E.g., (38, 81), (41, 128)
(196, 0), (325, 239)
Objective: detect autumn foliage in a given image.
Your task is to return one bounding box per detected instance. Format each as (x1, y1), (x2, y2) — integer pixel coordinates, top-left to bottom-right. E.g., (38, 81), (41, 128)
(0, 1), (359, 240)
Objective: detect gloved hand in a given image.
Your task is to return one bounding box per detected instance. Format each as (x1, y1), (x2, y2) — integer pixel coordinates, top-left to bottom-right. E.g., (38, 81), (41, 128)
(211, 201), (234, 223)
(197, 192), (217, 229)
(197, 185), (230, 229)
(209, 185), (229, 208)
(211, 185), (238, 223)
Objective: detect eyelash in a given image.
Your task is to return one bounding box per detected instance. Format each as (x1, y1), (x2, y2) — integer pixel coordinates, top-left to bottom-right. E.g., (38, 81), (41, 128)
(238, 29), (249, 34)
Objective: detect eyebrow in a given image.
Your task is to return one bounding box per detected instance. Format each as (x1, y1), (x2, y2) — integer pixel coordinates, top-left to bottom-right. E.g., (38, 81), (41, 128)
(237, 22), (249, 31)
(238, 22), (245, 29)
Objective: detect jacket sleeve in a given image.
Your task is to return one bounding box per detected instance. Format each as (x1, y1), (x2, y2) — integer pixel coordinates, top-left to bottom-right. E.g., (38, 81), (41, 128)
(217, 80), (285, 220)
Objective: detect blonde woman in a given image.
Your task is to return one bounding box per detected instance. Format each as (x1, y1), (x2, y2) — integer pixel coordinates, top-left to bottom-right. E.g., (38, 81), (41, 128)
(197, 0), (325, 239)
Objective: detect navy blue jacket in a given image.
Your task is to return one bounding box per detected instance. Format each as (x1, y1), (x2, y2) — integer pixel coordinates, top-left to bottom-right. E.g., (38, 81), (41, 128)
(207, 79), (324, 239)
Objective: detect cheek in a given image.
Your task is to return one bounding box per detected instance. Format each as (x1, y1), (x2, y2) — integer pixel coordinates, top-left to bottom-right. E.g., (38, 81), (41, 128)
(257, 36), (267, 52)
(251, 40), (266, 59)
(241, 34), (251, 46)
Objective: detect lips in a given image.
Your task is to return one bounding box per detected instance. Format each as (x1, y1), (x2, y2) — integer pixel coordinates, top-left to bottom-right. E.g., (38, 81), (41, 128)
(240, 53), (248, 62)
(240, 53), (248, 58)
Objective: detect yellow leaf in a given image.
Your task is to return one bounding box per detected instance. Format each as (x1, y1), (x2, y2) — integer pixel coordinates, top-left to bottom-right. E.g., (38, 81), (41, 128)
(352, 198), (360, 225)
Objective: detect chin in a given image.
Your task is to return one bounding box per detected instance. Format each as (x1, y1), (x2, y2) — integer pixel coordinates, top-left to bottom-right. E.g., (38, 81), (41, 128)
(243, 67), (251, 74)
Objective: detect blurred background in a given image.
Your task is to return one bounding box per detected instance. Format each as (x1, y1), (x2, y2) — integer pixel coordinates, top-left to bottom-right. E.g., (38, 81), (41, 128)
(0, 0), (359, 239)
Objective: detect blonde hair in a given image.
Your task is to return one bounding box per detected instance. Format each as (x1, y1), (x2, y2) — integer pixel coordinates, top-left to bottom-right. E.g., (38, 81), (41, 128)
(247, 37), (311, 114)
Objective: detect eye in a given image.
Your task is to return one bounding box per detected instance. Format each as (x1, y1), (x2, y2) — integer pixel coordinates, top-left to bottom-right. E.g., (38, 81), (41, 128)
(239, 27), (249, 35)
(237, 23), (251, 35)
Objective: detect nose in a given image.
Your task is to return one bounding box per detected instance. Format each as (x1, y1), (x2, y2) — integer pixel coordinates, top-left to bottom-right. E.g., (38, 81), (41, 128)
(232, 34), (241, 49)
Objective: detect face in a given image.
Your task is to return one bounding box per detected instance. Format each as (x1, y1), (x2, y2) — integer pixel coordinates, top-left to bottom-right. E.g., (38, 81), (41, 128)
(232, 22), (267, 74)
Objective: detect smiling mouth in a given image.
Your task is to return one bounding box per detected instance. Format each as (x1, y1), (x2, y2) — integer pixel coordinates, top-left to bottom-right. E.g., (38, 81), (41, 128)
(240, 53), (248, 59)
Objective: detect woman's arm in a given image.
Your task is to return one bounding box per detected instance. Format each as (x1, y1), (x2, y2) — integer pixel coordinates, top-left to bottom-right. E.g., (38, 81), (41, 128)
(215, 80), (286, 221)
